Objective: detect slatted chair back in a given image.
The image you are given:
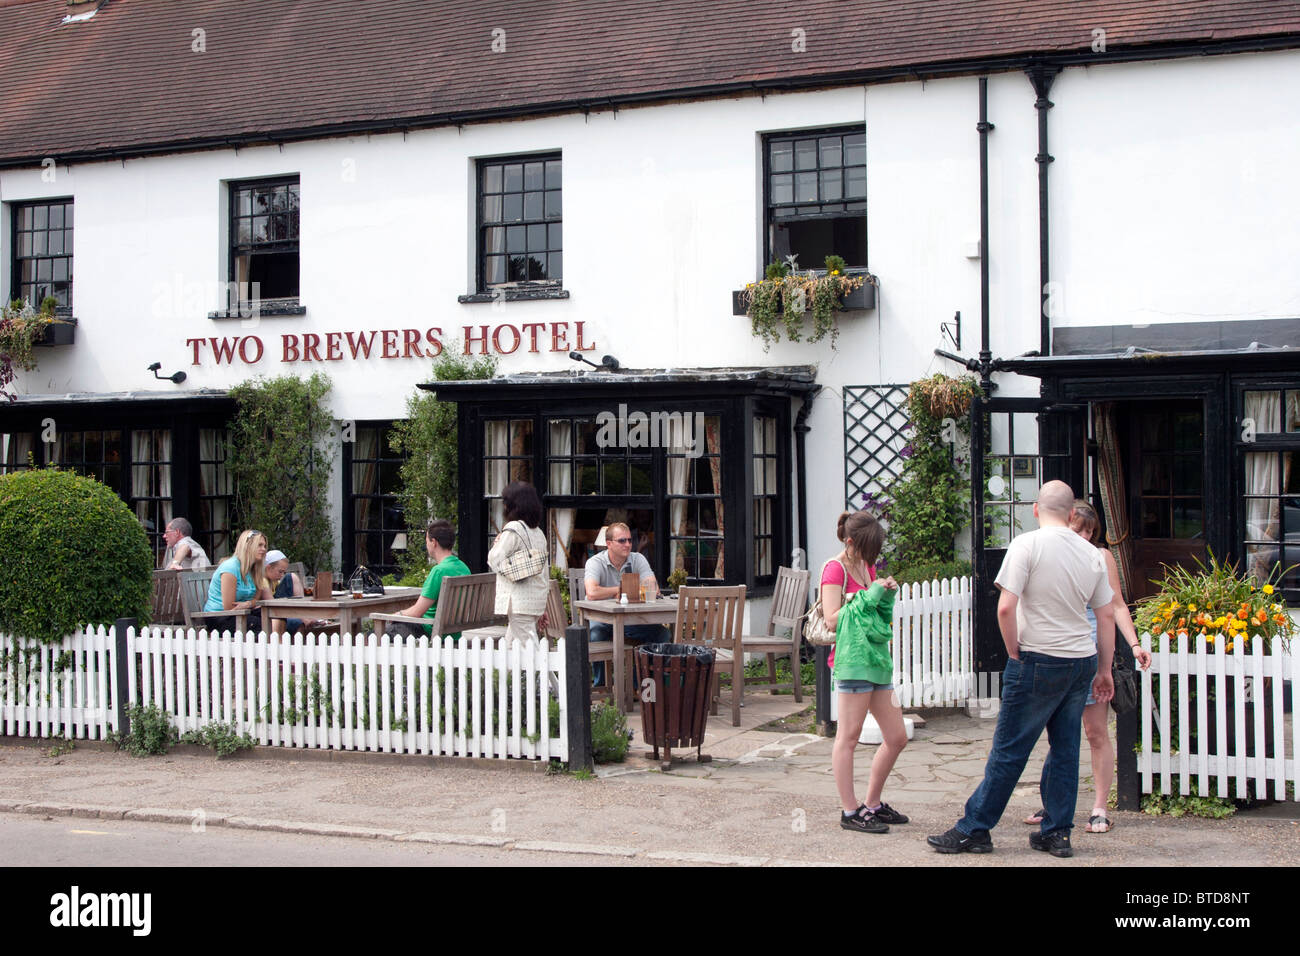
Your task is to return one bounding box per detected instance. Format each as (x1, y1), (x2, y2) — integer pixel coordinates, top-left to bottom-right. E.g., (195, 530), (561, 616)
(543, 580), (567, 642)
(766, 566), (811, 637)
(566, 568), (587, 625)
(178, 570), (216, 627)
(428, 572), (503, 636)
(151, 569), (185, 625)
(674, 585), (746, 652)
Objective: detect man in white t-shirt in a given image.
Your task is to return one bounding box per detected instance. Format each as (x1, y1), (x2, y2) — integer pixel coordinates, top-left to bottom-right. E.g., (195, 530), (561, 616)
(928, 480), (1115, 858)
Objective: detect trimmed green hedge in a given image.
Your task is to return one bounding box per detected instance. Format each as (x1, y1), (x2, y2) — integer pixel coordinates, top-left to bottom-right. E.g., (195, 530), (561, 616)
(888, 558), (973, 586)
(0, 468), (152, 643)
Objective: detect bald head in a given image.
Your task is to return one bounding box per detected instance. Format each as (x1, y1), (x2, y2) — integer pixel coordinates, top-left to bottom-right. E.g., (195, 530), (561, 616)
(1036, 480), (1076, 525)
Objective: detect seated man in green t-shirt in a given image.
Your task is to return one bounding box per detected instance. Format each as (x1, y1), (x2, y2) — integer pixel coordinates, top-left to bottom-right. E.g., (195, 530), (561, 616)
(395, 518), (471, 638)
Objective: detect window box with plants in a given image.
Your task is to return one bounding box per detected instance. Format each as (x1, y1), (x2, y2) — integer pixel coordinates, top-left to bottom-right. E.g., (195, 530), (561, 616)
(732, 256), (877, 350)
(1, 297), (75, 399)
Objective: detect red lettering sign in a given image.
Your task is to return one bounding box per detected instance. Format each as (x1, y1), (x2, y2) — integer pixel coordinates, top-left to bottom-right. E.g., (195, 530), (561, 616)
(238, 336), (264, 364)
(464, 325), (490, 355)
(550, 323), (569, 353)
(381, 330), (400, 359)
(209, 337), (239, 365)
(520, 323), (545, 353)
(346, 330), (375, 359)
(325, 331), (343, 361)
(574, 321), (596, 352)
(186, 337), (205, 365)
(402, 329), (423, 358)
(282, 334), (301, 362)
(492, 324), (521, 355)
(303, 333), (323, 363)
(424, 327), (444, 358)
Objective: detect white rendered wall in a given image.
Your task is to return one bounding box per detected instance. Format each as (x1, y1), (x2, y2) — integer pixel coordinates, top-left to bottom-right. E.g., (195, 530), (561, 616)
(3, 48), (1297, 573)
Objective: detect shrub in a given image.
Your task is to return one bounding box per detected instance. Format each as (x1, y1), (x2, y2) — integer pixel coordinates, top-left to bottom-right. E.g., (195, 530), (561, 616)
(227, 373), (334, 573)
(114, 703), (177, 757)
(389, 353), (497, 580)
(591, 700), (629, 763)
(180, 721), (256, 758)
(0, 468), (152, 643)
(890, 559), (974, 586)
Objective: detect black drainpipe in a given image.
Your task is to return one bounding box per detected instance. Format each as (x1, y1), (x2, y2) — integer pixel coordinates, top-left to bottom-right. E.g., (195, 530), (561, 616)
(1027, 64), (1061, 356)
(797, 386), (835, 734)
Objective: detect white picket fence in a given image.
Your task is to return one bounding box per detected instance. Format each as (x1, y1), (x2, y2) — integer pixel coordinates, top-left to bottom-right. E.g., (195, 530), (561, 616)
(0, 626), (118, 740)
(1, 626), (568, 761)
(892, 577), (975, 708)
(1140, 632), (1298, 801)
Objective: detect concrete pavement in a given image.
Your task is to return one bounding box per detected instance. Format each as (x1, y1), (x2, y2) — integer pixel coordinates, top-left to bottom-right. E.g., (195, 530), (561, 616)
(2, 694), (1295, 866)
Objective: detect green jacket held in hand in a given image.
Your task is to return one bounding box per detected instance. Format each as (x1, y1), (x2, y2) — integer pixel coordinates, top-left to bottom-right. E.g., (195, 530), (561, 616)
(832, 582), (896, 686)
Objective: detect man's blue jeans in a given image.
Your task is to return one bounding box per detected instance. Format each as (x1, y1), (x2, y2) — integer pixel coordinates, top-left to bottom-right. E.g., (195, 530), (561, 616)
(957, 651), (1097, 837)
(589, 622), (670, 686)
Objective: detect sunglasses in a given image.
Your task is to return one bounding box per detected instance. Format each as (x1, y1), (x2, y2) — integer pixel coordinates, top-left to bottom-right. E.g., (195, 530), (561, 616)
(612, 537), (632, 544)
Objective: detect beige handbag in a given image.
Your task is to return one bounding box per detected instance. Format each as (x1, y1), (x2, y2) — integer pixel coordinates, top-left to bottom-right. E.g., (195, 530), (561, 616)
(497, 523), (548, 582)
(803, 558), (846, 647)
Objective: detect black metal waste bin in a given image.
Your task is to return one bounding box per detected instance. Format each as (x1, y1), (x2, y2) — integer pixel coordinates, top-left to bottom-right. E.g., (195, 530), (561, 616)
(636, 643), (714, 770)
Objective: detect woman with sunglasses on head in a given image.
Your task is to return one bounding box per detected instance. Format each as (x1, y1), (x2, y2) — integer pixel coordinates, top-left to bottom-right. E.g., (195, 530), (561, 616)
(202, 529), (271, 634)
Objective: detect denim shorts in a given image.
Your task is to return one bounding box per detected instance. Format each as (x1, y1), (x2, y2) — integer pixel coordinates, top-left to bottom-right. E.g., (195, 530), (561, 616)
(837, 679), (894, 694)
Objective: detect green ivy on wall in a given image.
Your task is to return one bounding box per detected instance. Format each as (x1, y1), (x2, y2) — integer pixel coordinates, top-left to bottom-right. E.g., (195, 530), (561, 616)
(389, 353), (497, 580)
(227, 372), (334, 573)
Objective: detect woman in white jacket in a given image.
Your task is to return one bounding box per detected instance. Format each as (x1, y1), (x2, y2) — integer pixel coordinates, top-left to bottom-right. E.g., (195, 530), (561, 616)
(487, 481), (550, 642)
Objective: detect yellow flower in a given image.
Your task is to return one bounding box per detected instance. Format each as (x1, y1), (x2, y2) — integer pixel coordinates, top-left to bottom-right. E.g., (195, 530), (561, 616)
(1263, 584), (1274, 595)
(1206, 634), (1215, 644)
(1226, 641), (1234, 652)
(1188, 603), (1197, 612)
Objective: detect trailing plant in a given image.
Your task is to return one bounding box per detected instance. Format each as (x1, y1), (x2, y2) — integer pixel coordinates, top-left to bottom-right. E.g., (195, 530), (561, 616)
(389, 353), (498, 580)
(865, 374), (979, 572)
(1134, 552), (1293, 653)
(227, 372), (334, 573)
(1140, 778), (1237, 819)
(739, 256), (872, 351)
(0, 296), (58, 401)
(0, 468), (152, 643)
(114, 703), (178, 756)
(180, 721), (256, 757)
(591, 700), (629, 763)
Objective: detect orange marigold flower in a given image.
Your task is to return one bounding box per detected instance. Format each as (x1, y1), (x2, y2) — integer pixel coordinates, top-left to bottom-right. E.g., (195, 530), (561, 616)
(1237, 608), (1249, 619)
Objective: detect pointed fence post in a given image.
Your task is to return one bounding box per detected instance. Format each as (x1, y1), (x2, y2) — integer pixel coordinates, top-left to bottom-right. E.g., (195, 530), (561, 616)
(565, 623), (593, 771)
(113, 618), (137, 738)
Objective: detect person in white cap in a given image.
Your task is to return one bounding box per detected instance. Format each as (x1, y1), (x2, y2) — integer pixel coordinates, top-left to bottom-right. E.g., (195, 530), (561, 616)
(264, 549), (305, 635)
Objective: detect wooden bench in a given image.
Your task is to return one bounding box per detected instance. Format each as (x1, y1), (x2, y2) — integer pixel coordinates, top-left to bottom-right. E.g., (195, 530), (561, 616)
(150, 569), (185, 626)
(371, 572), (507, 639)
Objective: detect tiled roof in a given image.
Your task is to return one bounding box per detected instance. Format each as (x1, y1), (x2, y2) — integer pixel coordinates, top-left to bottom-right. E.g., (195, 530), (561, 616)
(2, 0), (1298, 164)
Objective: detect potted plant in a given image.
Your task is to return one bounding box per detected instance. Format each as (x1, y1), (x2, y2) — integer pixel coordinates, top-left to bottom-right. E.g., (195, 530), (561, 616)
(733, 255), (876, 350)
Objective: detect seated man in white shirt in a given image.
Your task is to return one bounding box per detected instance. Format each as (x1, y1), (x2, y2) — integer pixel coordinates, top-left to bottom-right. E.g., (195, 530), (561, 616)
(162, 517), (211, 570)
(583, 522), (668, 683)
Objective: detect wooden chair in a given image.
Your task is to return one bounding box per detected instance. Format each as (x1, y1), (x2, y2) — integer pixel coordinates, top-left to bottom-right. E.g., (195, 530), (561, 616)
(739, 566), (811, 702)
(150, 569), (185, 626)
(567, 568), (587, 626)
(287, 561), (308, 591)
(371, 572), (506, 639)
(179, 568), (255, 633)
(674, 585), (746, 726)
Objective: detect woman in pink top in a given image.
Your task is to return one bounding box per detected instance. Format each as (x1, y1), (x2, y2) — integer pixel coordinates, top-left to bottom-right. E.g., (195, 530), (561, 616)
(823, 510), (907, 835)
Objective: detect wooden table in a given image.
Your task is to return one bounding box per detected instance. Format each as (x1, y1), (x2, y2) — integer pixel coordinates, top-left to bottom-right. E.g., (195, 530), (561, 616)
(260, 587), (421, 636)
(574, 598), (678, 711)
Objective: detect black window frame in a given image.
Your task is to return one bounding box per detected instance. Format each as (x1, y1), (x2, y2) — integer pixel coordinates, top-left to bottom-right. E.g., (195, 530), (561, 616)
(474, 152), (563, 297)
(342, 421), (407, 579)
(762, 126), (867, 275)
(10, 197), (74, 313)
(224, 175), (303, 316)
(1235, 380), (1300, 603)
(454, 391), (795, 595)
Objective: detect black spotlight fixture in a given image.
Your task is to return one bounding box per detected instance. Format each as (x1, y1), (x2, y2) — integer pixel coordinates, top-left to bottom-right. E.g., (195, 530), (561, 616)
(568, 351), (620, 371)
(148, 361), (187, 385)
